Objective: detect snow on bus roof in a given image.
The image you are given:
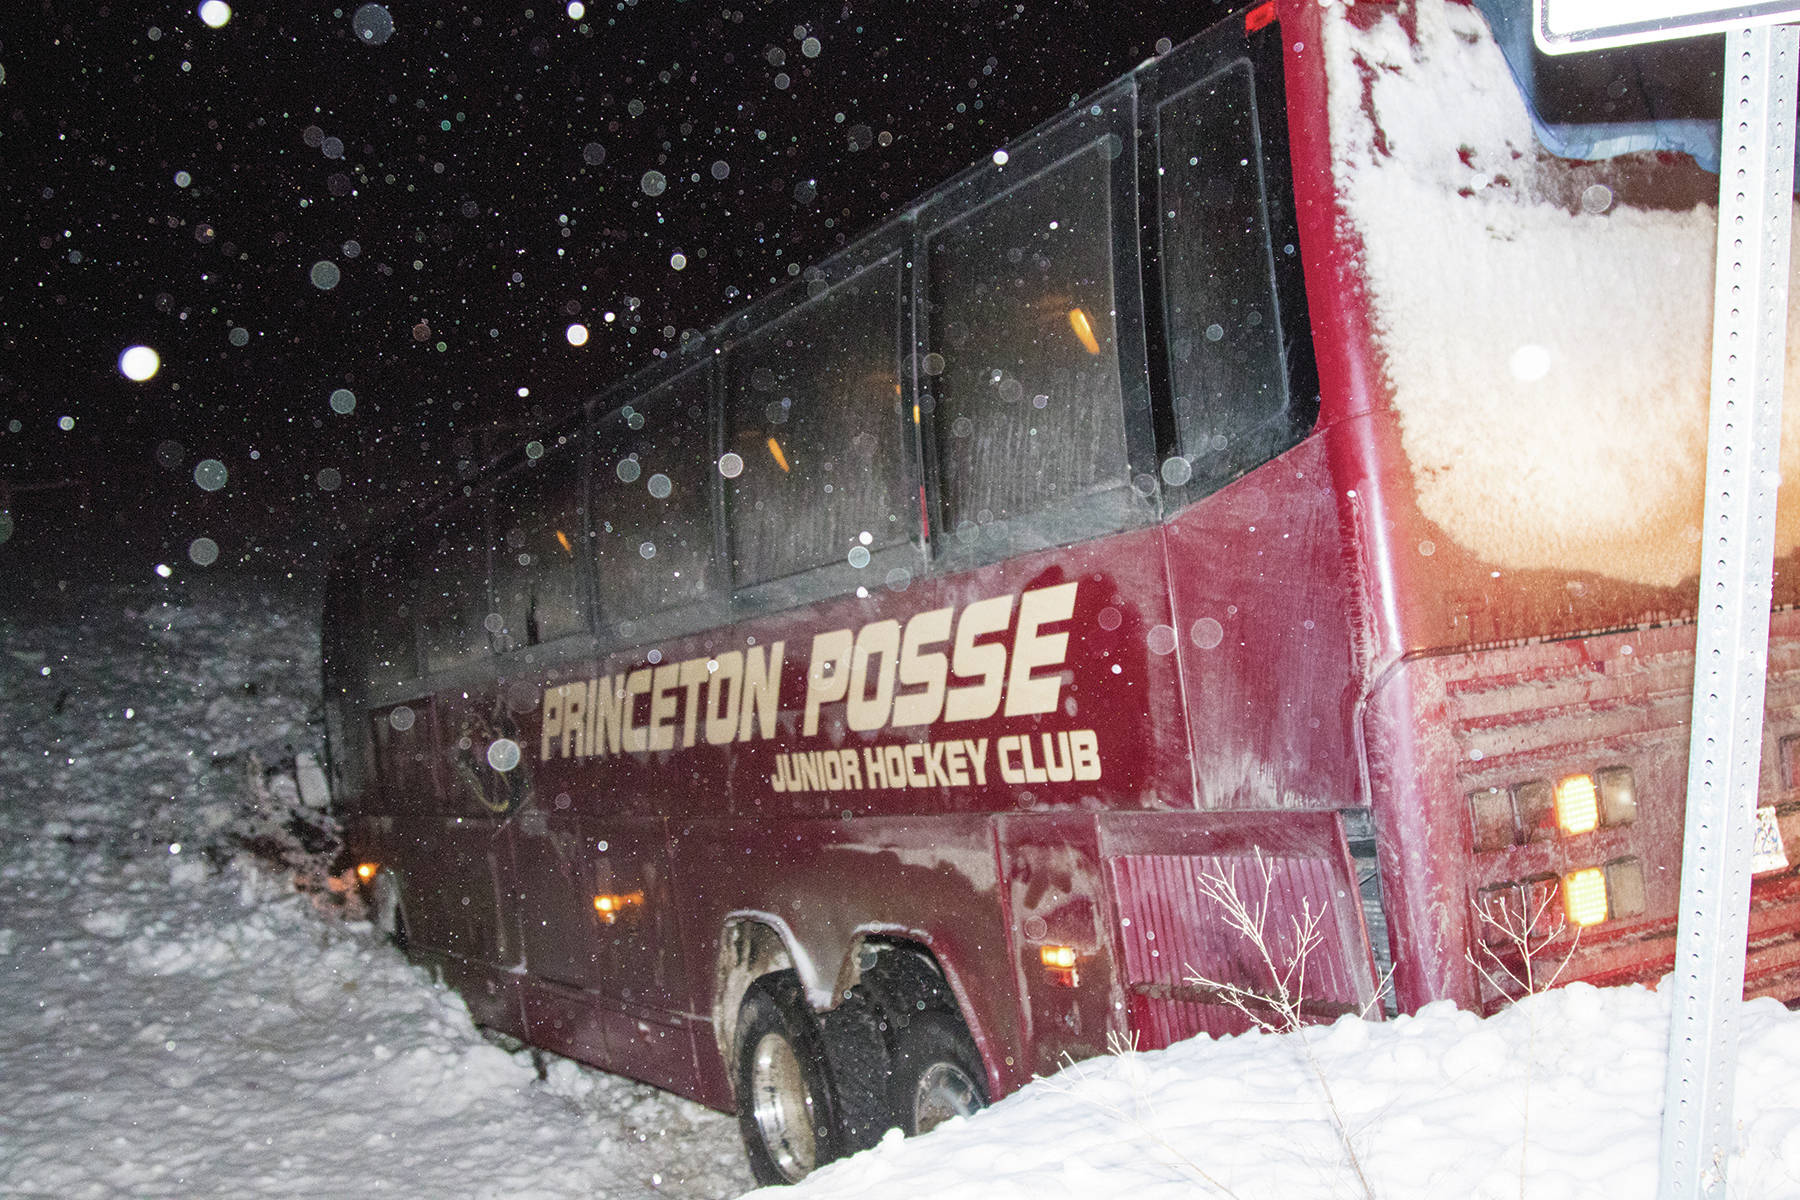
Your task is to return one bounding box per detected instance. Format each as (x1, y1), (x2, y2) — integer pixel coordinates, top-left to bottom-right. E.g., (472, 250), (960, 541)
(1323, 0), (1800, 589)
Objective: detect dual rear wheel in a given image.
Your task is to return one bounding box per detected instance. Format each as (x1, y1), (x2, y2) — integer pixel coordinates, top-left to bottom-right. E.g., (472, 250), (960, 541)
(734, 970), (987, 1186)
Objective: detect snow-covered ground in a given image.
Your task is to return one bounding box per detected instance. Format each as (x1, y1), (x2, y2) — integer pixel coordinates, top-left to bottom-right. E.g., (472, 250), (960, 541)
(0, 569), (750, 1199)
(7, 568), (1800, 1199)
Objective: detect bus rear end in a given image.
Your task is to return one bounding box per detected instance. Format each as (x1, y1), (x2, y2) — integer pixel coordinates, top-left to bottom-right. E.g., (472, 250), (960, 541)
(1298, 0), (1800, 1011)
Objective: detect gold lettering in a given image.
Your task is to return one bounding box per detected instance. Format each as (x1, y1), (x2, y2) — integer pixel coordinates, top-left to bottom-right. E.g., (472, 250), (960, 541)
(965, 738), (989, 785)
(803, 630), (853, 736)
(740, 642), (785, 742)
(678, 658), (710, 748)
(904, 743), (930, 788)
(997, 735), (1025, 784)
(622, 668), (652, 753)
(592, 674), (625, 756)
(1005, 582), (1077, 717)
(540, 685), (566, 761)
(945, 595), (1013, 722)
(943, 740), (970, 786)
(846, 619), (901, 732)
(561, 679), (588, 758)
(704, 653), (742, 745)
(1070, 729), (1101, 781)
(649, 664), (681, 751)
(893, 607), (952, 727)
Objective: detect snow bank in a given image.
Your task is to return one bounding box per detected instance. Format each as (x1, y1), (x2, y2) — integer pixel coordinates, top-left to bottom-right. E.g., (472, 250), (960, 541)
(0, 571), (748, 1198)
(1327, 0), (1800, 588)
(758, 983), (1800, 1200)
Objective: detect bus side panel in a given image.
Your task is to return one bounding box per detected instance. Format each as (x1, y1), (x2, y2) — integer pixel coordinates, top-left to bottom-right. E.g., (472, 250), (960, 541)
(1161, 434), (1361, 811)
(1098, 809), (1378, 1040)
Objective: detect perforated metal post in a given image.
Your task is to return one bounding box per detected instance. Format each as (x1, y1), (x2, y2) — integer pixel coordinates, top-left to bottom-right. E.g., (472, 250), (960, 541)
(1658, 24), (1797, 1200)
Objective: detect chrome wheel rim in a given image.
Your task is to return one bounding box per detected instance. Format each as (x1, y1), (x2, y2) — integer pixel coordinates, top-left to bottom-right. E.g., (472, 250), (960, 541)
(911, 1061), (981, 1134)
(749, 1031), (817, 1180)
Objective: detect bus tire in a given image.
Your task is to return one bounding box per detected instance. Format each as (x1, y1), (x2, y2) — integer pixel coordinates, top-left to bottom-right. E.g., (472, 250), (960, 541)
(887, 1011), (987, 1137)
(735, 971), (840, 1186)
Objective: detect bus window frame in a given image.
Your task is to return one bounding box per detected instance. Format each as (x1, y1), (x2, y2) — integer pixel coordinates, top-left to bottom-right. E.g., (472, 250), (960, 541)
(713, 225), (927, 616)
(911, 78), (1160, 575)
(484, 415), (602, 671)
(360, 531), (429, 708)
(584, 354), (734, 650)
(1136, 18), (1320, 513)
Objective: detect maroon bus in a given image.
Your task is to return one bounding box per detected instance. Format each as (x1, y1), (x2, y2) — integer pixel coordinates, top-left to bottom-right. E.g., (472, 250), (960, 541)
(322, 0), (1800, 1183)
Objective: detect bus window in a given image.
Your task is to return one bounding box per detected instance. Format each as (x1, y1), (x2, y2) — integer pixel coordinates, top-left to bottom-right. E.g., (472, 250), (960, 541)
(591, 365), (717, 633)
(360, 540), (418, 689)
(724, 255), (907, 589)
(492, 448), (587, 650)
(924, 140), (1130, 544)
(1155, 57), (1312, 495)
(411, 501), (492, 675)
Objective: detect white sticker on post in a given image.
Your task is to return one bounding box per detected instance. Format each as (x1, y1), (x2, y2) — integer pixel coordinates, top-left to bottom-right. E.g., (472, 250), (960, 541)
(1752, 804), (1790, 874)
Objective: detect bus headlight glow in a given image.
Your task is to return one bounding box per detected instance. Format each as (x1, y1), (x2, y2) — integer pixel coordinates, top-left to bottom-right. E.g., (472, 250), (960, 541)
(1554, 774), (1599, 836)
(1563, 867), (1609, 927)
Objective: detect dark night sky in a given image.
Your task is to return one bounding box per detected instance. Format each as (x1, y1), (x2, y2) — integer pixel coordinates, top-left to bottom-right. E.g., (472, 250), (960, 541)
(0, 0), (1227, 579)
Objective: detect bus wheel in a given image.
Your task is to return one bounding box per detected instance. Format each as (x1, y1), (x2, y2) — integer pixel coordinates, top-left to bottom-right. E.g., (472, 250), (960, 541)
(888, 1012), (987, 1136)
(735, 971), (838, 1186)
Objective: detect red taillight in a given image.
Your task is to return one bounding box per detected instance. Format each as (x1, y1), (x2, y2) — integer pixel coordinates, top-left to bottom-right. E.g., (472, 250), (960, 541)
(1245, 2), (1277, 34)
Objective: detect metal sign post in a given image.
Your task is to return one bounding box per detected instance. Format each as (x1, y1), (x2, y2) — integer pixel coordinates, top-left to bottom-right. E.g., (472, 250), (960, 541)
(1539, 3), (1796, 1196)
(1657, 26), (1797, 1199)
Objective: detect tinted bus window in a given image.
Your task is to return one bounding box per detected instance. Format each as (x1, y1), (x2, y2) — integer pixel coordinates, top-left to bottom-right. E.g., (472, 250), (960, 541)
(592, 366), (717, 628)
(492, 449), (587, 650)
(725, 256), (907, 588)
(1157, 58), (1309, 493)
(361, 541), (418, 689)
(412, 503), (492, 674)
(925, 142), (1128, 538)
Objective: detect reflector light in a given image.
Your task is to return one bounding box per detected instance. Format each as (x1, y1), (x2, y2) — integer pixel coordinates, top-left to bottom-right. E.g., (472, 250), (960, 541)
(1604, 857), (1647, 919)
(1468, 787), (1516, 853)
(1596, 765), (1637, 827)
(1039, 944), (1078, 970)
(1563, 867), (1609, 927)
(356, 862), (379, 883)
(1521, 874), (1561, 937)
(1554, 774), (1600, 836)
(1514, 780), (1557, 842)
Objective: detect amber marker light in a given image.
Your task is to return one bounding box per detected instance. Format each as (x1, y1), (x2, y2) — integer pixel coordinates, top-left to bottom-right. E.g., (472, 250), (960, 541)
(766, 436), (790, 472)
(1039, 944), (1079, 988)
(356, 862), (379, 883)
(1563, 867), (1609, 927)
(1554, 773), (1600, 836)
(555, 529), (574, 555)
(1067, 308), (1101, 356)
(593, 892), (645, 925)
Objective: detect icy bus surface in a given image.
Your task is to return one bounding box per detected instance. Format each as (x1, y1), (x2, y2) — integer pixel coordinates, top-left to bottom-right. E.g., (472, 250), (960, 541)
(1325, 0), (1800, 591)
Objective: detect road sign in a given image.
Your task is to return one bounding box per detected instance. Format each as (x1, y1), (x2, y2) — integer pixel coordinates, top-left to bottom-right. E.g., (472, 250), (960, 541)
(1534, 0), (1800, 51)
